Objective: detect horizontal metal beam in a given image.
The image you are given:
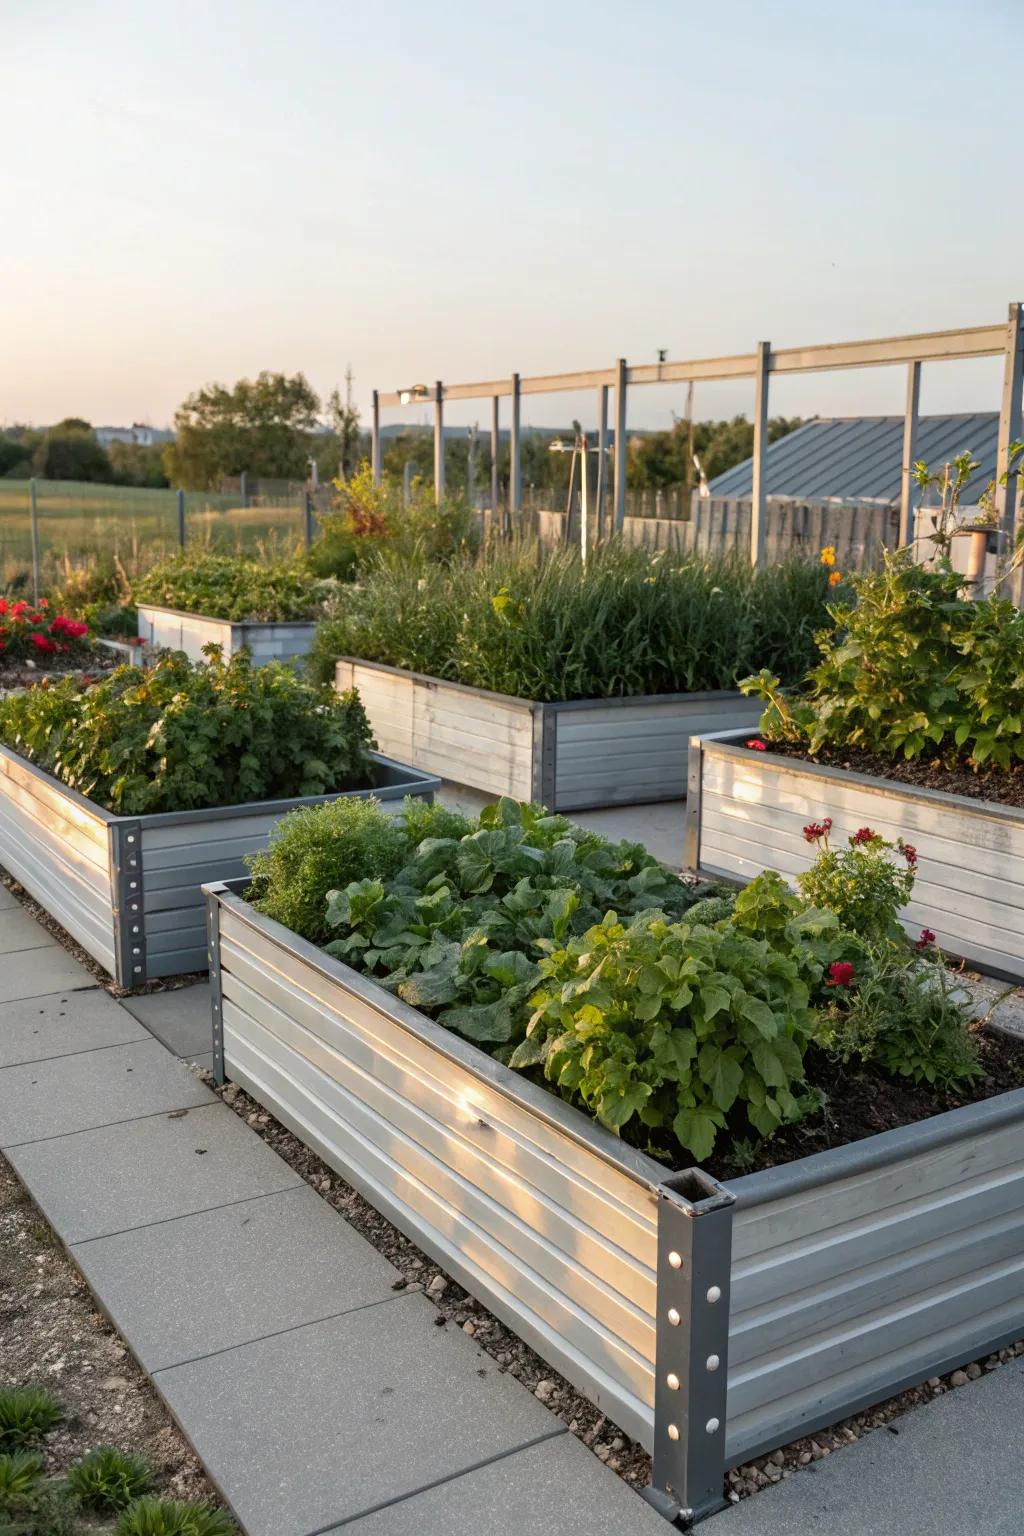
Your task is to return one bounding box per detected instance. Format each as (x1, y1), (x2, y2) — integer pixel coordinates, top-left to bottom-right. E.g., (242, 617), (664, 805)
(770, 323), (1006, 374)
(627, 353), (757, 385)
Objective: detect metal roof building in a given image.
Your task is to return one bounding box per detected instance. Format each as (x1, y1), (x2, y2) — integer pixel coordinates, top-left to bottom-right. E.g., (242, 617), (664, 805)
(707, 412), (999, 506)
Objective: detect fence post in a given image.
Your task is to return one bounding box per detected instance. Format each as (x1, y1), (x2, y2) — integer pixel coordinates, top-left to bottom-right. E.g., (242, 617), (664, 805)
(304, 489), (315, 548)
(645, 1169), (734, 1526)
(614, 358), (627, 532)
(29, 478), (40, 605)
(994, 302), (1024, 606)
(434, 380), (445, 505)
(750, 341), (770, 568)
(371, 389), (382, 486)
(510, 373), (521, 526)
(898, 361), (921, 548)
(596, 383), (609, 540)
(491, 395), (501, 535)
(240, 469), (249, 508)
(176, 489), (186, 548)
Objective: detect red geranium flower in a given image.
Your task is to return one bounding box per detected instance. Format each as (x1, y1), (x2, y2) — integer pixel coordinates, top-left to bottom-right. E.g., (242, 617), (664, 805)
(29, 633), (56, 653)
(902, 843), (918, 867)
(851, 827), (875, 845)
(914, 928), (936, 950)
(746, 739), (767, 751)
(826, 961), (856, 988)
(803, 816), (833, 843)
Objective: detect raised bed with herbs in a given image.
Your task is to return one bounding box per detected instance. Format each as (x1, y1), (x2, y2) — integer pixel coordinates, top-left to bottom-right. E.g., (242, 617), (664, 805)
(204, 791), (1024, 1523)
(312, 546), (829, 809)
(687, 550), (1024, 980)
(135, 552), (331, 666)
(0, 649), (435, 984)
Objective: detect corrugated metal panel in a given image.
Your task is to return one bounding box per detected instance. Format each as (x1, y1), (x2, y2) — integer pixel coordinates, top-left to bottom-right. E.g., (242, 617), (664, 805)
(695, 740), (1024, 980)
(0, 749), (118, 974)
(708, 413), (999, 506)
(215, 894), (661, 1449)
(553, 697), (760, 811)
(724, 1110), (1024, 1463)
(337, 662), (537, 801)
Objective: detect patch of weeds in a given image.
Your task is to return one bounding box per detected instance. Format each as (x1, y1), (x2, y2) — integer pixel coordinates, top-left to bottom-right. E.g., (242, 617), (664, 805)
(0, 1389), (62, 1449)
(0, 1450), (44, 1501)
(115, 1497), (236, 1535)
(66, 1447), (153, 1513)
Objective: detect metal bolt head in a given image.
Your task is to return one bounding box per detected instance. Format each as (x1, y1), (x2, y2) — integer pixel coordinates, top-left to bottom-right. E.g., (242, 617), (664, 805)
(706, 1285), (722, 1304)
(706, 1417), (720, 1434)
(706, 1354), (720, 1372)
(667, 1307), (681, 1326)
(668, 1250), (682, 1269)
(668, 1424), (680, 1441)
(666, 1372), (680, 1391)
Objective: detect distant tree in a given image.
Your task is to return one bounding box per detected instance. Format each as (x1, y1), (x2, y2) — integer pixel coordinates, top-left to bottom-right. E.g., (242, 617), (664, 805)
(107, 440), (170, 488)
(53, 416), (93, 434)
(0, 436), (29, 477)
(315, 366), (363, 483)
(164, 371), (321, 490)
(628, 415), (804, 490)
(33, 426), (112, 482)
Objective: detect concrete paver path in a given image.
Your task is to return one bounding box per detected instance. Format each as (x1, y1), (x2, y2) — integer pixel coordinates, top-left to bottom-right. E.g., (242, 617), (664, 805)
(0, 910), (667, 1536)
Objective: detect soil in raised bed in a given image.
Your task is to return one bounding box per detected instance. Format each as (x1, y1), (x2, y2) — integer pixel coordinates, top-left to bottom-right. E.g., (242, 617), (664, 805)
(753, 737), (1024, 809)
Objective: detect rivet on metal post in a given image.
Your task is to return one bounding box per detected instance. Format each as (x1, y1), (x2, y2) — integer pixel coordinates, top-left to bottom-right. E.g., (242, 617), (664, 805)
(645, 1168), (735, 1527)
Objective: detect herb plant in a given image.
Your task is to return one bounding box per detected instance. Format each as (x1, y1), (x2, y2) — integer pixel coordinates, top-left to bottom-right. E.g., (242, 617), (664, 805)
(308, 542), (831, 697)
(135, 552), (328, 622)
(0, 1387), (62, 1448)
(0, 649), (375, 814)
(66, 1447), (154, 1513)
(114, 1496), (236, 1535)
(307, 464), (479, 580)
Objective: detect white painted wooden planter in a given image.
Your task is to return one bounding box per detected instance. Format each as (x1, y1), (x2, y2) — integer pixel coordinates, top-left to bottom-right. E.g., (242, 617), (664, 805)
(137, 603), (316, 667)
(204, 878), (1024, 1523)
(335, 659), (760, 811)
(0, 746), (437, 986)
(686, 730), (1024, 982)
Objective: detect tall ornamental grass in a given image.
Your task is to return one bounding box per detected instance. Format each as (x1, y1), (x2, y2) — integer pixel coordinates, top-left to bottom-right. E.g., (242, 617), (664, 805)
(308, 543), (831, 700)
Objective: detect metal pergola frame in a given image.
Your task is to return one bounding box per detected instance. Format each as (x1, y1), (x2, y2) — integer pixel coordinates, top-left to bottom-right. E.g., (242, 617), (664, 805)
(370, 304), (1024, 584)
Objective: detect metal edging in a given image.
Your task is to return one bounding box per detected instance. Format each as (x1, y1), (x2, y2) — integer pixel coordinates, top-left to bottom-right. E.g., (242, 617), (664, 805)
(109, 820), (146, 987)
(136, 603), (318, 632)
(648, 1169), (734, 1526)
(206, 883), (226, 1085)
(683, 737), (704, 872)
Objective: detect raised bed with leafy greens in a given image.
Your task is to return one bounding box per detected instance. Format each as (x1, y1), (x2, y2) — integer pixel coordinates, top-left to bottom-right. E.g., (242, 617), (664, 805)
(134, 551), (328, 624)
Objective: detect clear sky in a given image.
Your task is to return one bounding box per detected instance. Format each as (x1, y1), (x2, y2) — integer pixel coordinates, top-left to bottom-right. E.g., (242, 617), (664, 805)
(4, 0), (1023, 434)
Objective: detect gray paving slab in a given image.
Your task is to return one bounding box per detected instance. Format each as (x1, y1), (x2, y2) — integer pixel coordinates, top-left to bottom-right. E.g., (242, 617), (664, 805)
(0, 987), (148, 1068)
(0, 885), (19, 910)
(154, 1295), (561, 1536)
(337, 1431), (669, 1535)
(6, 1100), (301, 1242)
(73, 1185), (400, 1372)
(0, 906), (59, 954)
(0, 1038), (212, 1147)
(0, 946), (96, 1003)
(705, 1361), (1024, 1536)
(120, 983), (213, 1061)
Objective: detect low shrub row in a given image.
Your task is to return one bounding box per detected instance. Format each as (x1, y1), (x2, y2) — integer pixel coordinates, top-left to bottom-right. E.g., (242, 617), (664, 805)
(248, 794), (988, 1166)
(0, 648), (375, 814)
(307, 542), (833, 698)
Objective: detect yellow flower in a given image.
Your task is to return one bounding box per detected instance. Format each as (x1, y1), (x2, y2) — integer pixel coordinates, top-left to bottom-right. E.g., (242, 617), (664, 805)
(820, 546), (836, 567)
(828, 570), (842, 586)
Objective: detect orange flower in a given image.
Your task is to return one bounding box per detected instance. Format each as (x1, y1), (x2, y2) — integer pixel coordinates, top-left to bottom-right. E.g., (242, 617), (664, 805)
(820, 545), (836, 567)
(828, 570), (842, 586)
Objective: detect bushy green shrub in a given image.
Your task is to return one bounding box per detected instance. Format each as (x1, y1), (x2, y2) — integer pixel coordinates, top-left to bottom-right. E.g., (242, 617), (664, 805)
(741, 549), (1024, 768)
(66, 1446), (153, 1512)
(796, 823), (917, 947)
(135, 552), (327, 622)
(307, 464), (479, 581)
(0, 1450), (44, 1501)
(115, 1496), (236, 1535)
(0, 649), (375, 814)
(0, 1387), (62, 1448)
(307, 541), (831, 697)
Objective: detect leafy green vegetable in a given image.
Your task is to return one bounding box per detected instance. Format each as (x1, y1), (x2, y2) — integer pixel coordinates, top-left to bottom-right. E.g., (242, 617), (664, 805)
(0, 648), (375, 814)
(135, 551), (328, 622)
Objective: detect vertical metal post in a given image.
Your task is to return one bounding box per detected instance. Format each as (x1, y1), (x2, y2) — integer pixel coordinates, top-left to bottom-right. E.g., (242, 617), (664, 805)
(898, 361), (921, 548)
(613, 358), (627, 532)
(206, 885), (226, 1086)
(750, 341), (770, 567)
(304, 489), (315, 548)
(403, 459), (414, 507)
(434, 380), (445, 505)
(466, 424), (478, 508)
(510, 373), (522, 525)
(371, 388), (382, 486)
(29, 478), (40, 605)
(994, 302), (1024, 605)
(595, 383), (609, 540)
(646, 1170), (734, 1526)
(109, 821), (146, 988)
(490, 395), (501, 534)
(579, 430), (589, 566)
(239, 469), (248, 508)
(176, 488), (186, 548)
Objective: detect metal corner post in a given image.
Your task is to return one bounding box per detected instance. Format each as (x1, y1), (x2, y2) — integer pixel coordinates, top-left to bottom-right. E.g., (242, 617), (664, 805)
(371, 388), (382, 486)
(532, 704), (557, 809)
(434, 380), (445, 505)
(491, 394), (502, 535)
(614, 358), (627, 532)
(898, 360), (921, 547)
(750, 341), (770, 568)
(994, 302), (1024, 605)
(206, 886), (226, 1085)
(109, 821), (146, 988)
(683, 737), (704, 873)
(595, 382), (609, 540)
(647, 1169), (735, 1526)
(510, 373), (522, 524)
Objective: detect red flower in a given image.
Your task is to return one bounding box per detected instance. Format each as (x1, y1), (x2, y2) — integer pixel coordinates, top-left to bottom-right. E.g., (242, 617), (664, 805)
(0, 599), (7, 615)
(914, 928), (936, 951)
(902, 843), (918, 867)
(50, 615), (88, 639)
(851, 827), (875, 845)
(746, 739), (767, 751)
(803, 816), (833, 843)
(29, 633), (56, 653)
(10, 600), (28, 618)
(826, 961), (856, 988)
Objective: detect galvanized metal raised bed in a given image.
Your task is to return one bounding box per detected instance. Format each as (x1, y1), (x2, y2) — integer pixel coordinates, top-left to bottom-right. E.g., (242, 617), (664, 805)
(0, 746), (437, 986)
(686, 729), (1024, 983)
(335, 659), (760, 811)
(204, 878), (1024, 1524)
(137, 603), (316, 667)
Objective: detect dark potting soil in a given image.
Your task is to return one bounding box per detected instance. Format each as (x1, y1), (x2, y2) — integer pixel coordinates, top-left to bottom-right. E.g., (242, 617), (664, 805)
(756, 738), (1024, 809)
(704, 1029), (1024, 1182)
